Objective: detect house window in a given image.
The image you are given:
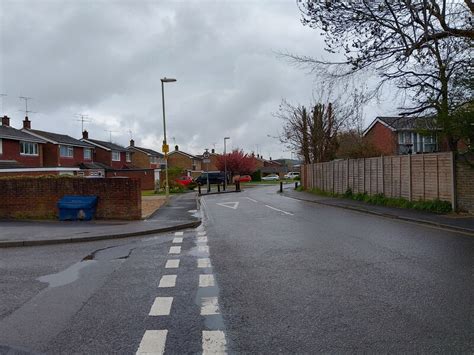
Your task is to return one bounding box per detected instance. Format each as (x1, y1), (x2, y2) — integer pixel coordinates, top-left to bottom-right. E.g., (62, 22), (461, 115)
(20, 141), (38, 155)
(423, 135), (437, 153)
(60, 145), (74, 158)
(150, 156), (157, 164)
(126, 152), (131, 162)
(112, 151), (121, 161)
(84, 148), (92, 160)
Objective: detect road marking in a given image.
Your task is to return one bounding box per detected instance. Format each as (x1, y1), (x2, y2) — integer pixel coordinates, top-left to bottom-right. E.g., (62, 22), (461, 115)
(201, 297), (220, 315)
(169, 246), (181, 254)
(174, 231), (184, 236)
(165, 259), (180, 268)
(264, 204), (294, 216)
(245, 197), (258, 203)
(216, 202), (239, 210)
(172, 237), (183, 243)
(198, 231), (207, 236)
(136, 330), (168, 355)
(197, 236), (208, 243)
(198, 258), (212, 268)
(199, 274), (215, 287)
(198, 246), (209, 254)
(158, 275), (176, 288)
(202, 330), (227, 354)
(149, 297), (173, 316)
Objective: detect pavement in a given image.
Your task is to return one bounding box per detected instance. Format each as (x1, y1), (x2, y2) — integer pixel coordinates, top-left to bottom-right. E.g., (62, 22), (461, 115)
(282, 185), (474, 235)
(0, 192), (200, 247)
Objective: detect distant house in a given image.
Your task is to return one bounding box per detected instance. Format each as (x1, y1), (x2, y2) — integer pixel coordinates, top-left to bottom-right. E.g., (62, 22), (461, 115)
(363, 116), (442, 155)
(81, 130), (131, 169)
(168, 145), (203, 177)
(196, 148), (220, 171)
(0, 115), (45, 168)
(127, 139), (165, 169)
(21, 117), (95, 169)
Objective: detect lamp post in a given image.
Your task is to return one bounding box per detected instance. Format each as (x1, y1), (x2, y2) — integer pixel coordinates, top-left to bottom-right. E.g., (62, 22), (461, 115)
(161, 77), (177, 201)
(224, 136), (230, 190)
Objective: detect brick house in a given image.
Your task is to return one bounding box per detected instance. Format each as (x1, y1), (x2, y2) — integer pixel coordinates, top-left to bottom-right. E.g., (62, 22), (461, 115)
(127, 139), (165, 169)
(0, 115), (45, 168)
(197, 148), (220, 171)
(21, 117), (95, 168)
(81, 131), (132, 169)
(363, 116), (442, 155)
(168, 145), (203, 178)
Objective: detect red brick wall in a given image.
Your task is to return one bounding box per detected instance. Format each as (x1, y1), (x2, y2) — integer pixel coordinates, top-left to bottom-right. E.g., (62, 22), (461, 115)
(105, 169), (155, 190)
(0, 177), (141, 220)
(0, 139), (43, 167)
(365, 122), (398, 155)
(110, 151), (127, 169)
(42, 143), (59, 166)
(94, 147), (112, 166)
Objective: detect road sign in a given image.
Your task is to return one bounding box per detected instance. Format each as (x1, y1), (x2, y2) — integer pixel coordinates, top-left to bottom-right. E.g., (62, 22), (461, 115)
(162, 144), (169, 153)
(203, 159), (211, 164)
(203, 151), (210, 159)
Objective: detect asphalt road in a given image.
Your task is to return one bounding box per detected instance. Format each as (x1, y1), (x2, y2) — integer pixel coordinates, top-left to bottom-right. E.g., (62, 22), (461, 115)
(0, 185), (472, 353)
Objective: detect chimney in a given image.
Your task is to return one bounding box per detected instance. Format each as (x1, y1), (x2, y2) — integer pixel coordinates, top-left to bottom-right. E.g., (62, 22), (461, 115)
(175, 145), (179, 151)
(82, 130), (89, 139)
(23, 116), (31, 129)
(130, 139), (135, 147)
(211, 148), (215, 154)
(269, 157), (272, 160)
(2, 115), (10, 127)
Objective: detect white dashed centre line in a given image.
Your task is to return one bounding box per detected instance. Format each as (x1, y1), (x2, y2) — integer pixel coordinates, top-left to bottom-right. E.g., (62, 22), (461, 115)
(197, 231), (207, 236)
(165, 259), (180, 269)
(174, 231), (184, 236)
(197, 236), (208, 243)
(202, 330), (227, 355)
(197, 258), (211, 268)
(158, 275), (177, 288)
(169, 246), (181, 254)
(264, 204), (294, 215)
(149, 297), (173, 316)
(136, 330), (168, 355)
(199, 274), (215, 287)
(172, 237), (183, 243)
(200, 297), (220, 315)
(198, 246), (209, 254)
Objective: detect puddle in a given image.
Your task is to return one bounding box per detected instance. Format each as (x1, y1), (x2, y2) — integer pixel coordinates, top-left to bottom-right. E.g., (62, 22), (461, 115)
(195, 283), (225, 330)
(37, 260), (96, 287)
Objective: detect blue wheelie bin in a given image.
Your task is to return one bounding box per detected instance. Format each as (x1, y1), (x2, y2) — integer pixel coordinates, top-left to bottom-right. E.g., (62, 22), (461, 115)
(57, 195), (98, 221)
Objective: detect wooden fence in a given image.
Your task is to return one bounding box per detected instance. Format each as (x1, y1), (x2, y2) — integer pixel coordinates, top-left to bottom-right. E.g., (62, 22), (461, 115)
(301, 152), (455, 207)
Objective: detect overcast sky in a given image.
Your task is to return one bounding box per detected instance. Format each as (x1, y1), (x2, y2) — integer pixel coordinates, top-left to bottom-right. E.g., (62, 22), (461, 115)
(0, 0), (397, 159)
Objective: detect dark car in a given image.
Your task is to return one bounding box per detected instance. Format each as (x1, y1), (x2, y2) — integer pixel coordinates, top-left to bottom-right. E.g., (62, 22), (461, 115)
(195, 172), (226, 185)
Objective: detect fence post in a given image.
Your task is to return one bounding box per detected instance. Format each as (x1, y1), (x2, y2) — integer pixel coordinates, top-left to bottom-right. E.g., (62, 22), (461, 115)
(436, 154), (439, 199)
(451, 151), (457, 211)
(422, 154), (425, 200)
(332, 161), (335, 194)
(408, 154), (412, 201)
(362, 158), (366, 193)
(381, 156), (384, 195)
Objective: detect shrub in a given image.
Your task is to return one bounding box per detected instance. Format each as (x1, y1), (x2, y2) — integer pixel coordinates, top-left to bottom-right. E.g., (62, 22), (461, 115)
(251, 169), (262, 182)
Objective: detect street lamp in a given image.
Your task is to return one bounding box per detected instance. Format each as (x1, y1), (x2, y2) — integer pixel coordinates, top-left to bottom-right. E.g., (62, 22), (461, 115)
(224, 136), (230, 190)
(161, 77), (177, 201)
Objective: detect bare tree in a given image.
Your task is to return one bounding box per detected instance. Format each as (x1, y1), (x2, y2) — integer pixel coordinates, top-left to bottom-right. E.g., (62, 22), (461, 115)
(288, 0), (473, 150)
(276, 87), (364, 163)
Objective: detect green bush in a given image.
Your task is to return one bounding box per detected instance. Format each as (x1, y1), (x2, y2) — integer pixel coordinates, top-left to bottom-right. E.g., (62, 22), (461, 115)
(251, 170), (262, 182)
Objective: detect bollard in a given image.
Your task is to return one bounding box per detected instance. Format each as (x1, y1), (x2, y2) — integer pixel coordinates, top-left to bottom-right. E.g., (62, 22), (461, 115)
(236, 181), (241, 192)
(295, 181), (298, 189)
(217, 184), (221, 193)
(207, 183), (211, 193)
(198, 184), (202, 195)
(279, 181), (283, 193)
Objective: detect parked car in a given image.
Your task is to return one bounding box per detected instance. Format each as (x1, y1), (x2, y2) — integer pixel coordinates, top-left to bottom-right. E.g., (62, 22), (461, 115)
(261, 174), (280, 181)
(237, 175), (252, 183)
(195, 172), (226, 185)
(175, 176), (193, 186)
(284, 172), (300, 179)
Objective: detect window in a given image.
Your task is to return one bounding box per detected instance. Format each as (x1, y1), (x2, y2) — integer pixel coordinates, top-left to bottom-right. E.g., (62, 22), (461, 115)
(60, 145), (74, 158)
(126, 152), (131, 162)
(84, 148), (92, 160)
(20, 141), (38, 155)
(423, 135), (437, 153)
(112, 151), (121, 161)
(150, 156), (157, 164)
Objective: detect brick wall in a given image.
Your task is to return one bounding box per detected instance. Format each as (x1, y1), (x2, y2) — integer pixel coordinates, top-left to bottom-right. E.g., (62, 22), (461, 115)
(168, 152), (194, 170)
(302, 152), (456, 207)
(94, 147), (111, 166)
(0, 177), (141, 220)
(365, 122), (398, 155)
(131, 149), (151, 168)
(105, 169), (155, 190)
(42, 142), (59, 166)
(456, 154), (474, 213)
